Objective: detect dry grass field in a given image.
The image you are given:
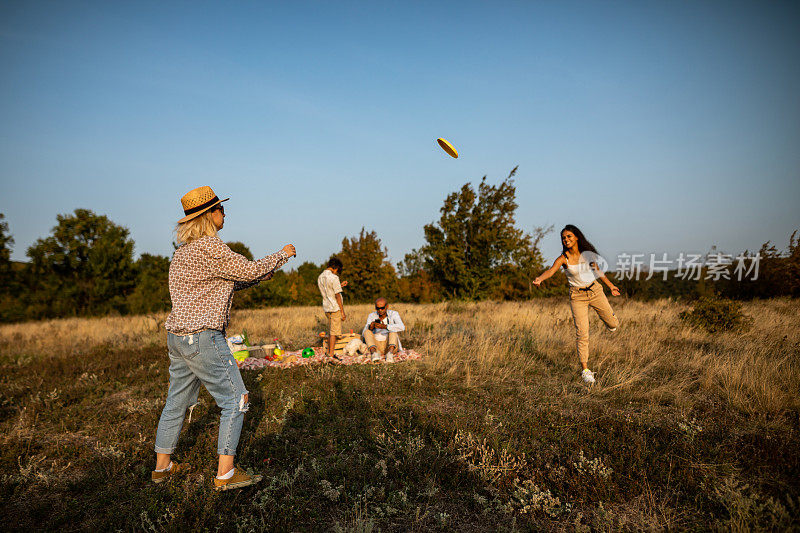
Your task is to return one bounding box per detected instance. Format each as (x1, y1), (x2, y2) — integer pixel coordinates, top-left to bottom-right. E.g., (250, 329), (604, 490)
(1, 298), (799, 531)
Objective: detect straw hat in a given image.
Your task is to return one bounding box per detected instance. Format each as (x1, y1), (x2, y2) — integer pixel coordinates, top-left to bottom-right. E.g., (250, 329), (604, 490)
(178, 186), (230, 223)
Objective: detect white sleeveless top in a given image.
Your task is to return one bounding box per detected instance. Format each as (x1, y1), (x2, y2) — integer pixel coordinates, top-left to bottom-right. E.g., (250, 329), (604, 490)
(563, 255), (598, 288)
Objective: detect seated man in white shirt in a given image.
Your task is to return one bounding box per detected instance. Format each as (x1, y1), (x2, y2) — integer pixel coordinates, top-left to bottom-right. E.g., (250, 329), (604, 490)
(362, 297), (405, 363)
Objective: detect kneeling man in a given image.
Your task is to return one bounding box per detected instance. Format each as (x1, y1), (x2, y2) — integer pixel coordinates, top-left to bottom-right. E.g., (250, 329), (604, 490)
(363, 297), (405, 363)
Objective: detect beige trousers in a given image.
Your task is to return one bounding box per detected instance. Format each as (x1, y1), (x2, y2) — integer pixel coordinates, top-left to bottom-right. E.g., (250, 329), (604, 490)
(363, 329), (399, 355)
(568, 283), (619, 365)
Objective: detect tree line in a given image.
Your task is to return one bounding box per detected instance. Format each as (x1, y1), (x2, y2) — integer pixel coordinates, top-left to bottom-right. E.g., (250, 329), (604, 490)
(1, 169), (798, 322)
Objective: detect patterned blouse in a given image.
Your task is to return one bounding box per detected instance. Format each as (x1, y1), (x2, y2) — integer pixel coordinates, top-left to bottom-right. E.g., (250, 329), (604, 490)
(164, 235), (289, 335)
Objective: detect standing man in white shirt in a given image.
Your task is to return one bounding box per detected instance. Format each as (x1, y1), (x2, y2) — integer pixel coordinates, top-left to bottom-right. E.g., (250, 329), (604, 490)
(362, 297), (405, 363)
(317, 257), (348, 358)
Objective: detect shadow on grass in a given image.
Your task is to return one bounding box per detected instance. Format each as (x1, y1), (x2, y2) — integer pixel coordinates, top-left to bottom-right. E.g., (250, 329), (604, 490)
(3, 343), (800, 531)
(221, 377), (518, 532)
(1, 357), (516, 531)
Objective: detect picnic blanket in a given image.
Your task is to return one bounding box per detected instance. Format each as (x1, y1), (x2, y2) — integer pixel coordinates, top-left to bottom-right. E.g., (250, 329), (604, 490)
(238, 347), (424, 371)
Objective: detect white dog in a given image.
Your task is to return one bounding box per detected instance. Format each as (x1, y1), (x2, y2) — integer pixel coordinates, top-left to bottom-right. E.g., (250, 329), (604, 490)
(343, 338), (368, 357)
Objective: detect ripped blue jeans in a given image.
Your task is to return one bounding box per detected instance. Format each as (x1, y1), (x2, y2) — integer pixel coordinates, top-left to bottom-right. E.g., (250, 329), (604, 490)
(155, 330), (250, 456)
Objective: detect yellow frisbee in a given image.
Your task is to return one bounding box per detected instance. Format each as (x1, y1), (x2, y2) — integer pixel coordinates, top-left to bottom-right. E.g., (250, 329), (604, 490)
(437, 138), (459, 158)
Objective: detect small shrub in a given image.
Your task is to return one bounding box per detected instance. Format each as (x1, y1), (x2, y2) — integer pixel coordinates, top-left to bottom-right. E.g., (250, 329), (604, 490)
(511, 478), (563, 517)
(453, 429), (527, 485)
(679, 297), (751, 333)
(573, 450), (613, 480)
(707, 476), (796, 531)
(320, 479), (344, 501)
(677, 415), (704, 442)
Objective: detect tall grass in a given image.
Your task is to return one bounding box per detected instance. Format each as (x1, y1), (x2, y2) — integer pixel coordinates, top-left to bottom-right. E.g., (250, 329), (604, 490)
(2, 298), (797, 416)
(1, 298), (798, 530)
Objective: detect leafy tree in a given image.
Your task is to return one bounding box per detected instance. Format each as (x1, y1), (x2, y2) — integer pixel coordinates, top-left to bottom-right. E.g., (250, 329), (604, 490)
(417, 167), (545, 299)
(226, 241), (254, 261)
(717, 230), (800, 300)
(297, 261), (323, 287)
(397, 249), (443, 302)
(26, 209), (136, 317)
(127, 253), (171, 314)
(337, 228), (398, 302)
(754, 231), (800, 298)
(397, 269), (443, 303)
(0, 214), (13, 293)
(501, 224), (553, 299)
(607, 231), (800, 301)
(0, 213), (27, 322)
(397, 248), (425, 278)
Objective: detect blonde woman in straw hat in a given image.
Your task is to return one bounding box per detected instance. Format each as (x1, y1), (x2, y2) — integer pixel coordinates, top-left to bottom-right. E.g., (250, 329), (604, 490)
(152, 186), (296, 491)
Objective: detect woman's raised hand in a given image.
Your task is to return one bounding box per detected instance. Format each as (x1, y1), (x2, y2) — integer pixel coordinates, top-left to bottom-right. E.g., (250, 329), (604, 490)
(282, 244), (296, 258)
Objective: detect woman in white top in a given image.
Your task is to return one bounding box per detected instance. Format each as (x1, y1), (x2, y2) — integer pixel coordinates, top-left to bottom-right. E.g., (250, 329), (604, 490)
(533, 225), (620, 384)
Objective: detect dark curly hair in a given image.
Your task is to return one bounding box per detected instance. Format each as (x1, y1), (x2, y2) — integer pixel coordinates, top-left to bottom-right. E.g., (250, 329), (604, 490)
(561, 224), (599, 255)
(327, 256), (343, 272)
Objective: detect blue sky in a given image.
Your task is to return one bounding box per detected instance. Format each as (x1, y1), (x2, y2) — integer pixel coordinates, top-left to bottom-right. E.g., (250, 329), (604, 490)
(1, 1), (798, 269)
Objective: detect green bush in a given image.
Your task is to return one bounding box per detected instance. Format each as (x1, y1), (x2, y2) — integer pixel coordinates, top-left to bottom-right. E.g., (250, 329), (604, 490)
(679, 296), (751, 333)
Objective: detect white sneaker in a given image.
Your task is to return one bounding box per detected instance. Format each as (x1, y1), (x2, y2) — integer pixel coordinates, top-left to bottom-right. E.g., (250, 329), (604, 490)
(581, 369), (596, 384)
(385, 352), (395, 363)
(371, 351), (381, 363)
